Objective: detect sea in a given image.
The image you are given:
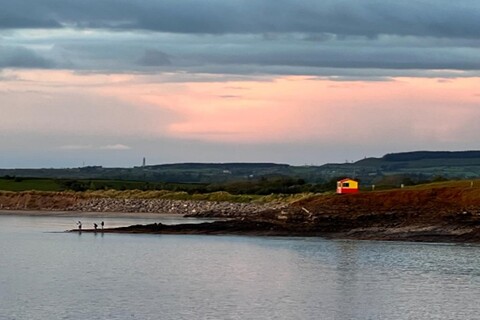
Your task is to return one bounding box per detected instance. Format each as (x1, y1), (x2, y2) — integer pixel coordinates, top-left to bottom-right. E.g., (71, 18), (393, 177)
(1, 214), (480, 320)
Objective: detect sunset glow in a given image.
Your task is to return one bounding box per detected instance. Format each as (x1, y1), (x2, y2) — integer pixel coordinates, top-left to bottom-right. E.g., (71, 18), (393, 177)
(2, 70), (478, 145)
(1, 1), (480, 166)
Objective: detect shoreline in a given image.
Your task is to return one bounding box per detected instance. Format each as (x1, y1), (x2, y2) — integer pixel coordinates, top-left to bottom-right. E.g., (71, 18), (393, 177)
(68, 220), (480, 243)
(4, 185), (480, 243)
(4, 207), (480, 243)
(0, 192), (285, 217)
(0, 209), (189, 219)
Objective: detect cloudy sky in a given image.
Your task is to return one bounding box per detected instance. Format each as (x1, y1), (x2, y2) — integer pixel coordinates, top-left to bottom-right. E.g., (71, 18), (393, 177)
(1, 0), (480, 168)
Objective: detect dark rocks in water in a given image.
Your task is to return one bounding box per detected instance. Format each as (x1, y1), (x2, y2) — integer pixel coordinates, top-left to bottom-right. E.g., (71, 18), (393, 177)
(67, 184), (480, 243)
(73, 219), (299, 236)
(68, 216), (480, 243)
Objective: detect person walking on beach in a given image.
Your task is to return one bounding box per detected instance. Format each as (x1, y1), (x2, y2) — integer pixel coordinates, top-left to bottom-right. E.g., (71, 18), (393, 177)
(94, 223), (98, 230)
(101, 221), (104, 229)
(77, 221), (82, 230)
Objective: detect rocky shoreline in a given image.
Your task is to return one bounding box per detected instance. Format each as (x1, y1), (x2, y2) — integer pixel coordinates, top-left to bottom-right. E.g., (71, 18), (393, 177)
(69, 220), (480, 243)
(69, 185), (480, 243)
(71, 214), (480, 243)
(3, 185), (480, 243)
(0, 192), (286, 216)
(71, 210), (480, 243)
(67, 198), (287, 217)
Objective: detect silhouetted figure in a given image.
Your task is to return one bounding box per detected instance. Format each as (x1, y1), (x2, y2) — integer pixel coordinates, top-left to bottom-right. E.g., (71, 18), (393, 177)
(94, 223), (98, 230)
(101, 221), (104, 229)
(77, 221), (82, 230)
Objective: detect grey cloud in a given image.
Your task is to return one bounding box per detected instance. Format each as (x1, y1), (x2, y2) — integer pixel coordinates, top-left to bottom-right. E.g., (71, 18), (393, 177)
(137, 49), (172, 66)
(202, 47), (480, 70)
(2, 0), (480, 39)
(0, 7), (60, 29)
(0, 16), (59, 29)
(5, 31), (480, 77)
(176, 66), (480, 81)
(8, 31), (480, 75)
(0, 46), (54, 69)
(3, 13), (480, 78)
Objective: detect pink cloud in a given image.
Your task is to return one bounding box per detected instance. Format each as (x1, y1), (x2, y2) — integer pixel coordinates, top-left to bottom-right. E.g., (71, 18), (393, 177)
(1, 70), (479, 149)
(117, 76), (479, 145)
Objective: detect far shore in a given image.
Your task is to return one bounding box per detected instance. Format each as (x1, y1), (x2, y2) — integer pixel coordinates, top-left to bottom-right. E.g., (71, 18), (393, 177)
(0, 209), (185, 219)
(3, 182), (480, 243)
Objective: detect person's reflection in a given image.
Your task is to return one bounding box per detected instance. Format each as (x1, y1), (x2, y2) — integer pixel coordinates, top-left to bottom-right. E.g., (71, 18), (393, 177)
(333, 241), (360, 319)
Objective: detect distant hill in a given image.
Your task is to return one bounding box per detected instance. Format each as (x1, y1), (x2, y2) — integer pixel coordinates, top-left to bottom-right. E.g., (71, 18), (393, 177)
(338, 150), (480, 184)
(150, 162), (290, 169)
(304, 150), (480, 185)
(0, 163), (301, 184)
(354, 150), (480, 170)
(1, 151), (480, 186)
(382, 151), (480, 162)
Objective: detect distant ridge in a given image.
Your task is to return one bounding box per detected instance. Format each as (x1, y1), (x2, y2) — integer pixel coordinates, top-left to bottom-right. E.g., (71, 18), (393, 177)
(147, 162), (290, 169)
(381, 151), (480, 162)
(1, 150), (480, 184)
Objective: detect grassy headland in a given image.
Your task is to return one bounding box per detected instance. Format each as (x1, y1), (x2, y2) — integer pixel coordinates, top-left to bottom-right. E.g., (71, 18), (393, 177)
(71, 179), (480, 243)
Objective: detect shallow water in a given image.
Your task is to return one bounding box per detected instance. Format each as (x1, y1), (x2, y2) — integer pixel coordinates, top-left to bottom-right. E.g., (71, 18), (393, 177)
(1, 214), (480, 320)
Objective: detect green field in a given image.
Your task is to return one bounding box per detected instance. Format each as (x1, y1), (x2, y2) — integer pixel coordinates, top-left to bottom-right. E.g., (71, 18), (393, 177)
(0, 175), (328, 195)
(0, 178), (317, 204)
(0, 178), (62, 192)
(0, 177), (177, 192)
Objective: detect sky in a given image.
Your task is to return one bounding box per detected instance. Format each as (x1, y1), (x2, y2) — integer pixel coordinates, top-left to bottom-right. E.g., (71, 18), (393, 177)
(1, 0), (480, 168)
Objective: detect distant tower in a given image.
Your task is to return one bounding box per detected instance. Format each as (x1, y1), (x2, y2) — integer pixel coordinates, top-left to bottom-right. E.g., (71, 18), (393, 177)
(142, 157), (146, 167)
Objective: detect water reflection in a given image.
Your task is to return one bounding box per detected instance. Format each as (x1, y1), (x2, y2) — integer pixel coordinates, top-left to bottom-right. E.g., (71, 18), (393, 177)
(1, 215), (480, 320)
(333, 241), (360, 319)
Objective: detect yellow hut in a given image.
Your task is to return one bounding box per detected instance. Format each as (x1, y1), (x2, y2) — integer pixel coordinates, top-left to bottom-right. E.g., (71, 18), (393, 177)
(336, 178), (359, 194)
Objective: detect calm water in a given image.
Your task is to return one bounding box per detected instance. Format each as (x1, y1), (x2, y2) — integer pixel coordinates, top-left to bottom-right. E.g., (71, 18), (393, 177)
(2, 215), (480, 320)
